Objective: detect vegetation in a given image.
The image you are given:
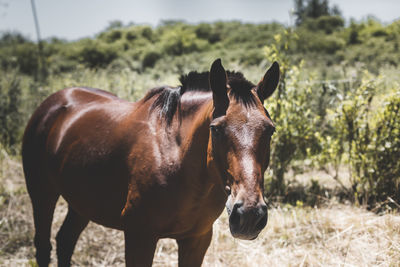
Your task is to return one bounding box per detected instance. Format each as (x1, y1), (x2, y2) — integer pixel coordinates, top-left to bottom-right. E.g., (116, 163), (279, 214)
(294, 0), (342, 26)
(1, 7), (400, 208)
(1, 0), (400, 265)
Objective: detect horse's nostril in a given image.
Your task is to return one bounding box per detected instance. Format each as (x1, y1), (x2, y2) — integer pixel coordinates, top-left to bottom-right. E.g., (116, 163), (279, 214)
(255, 210), (268, 231)
(260, 204), (268, 213)
(233, 201), (243, 212)
(229, 201), (244, 227)
(229, 208), (240, 227)
(229, 201), (268, 239)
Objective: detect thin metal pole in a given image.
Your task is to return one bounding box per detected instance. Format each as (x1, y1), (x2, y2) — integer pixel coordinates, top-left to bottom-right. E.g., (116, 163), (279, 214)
(31, 0), (41, 42)
(31, 0), (46, 81)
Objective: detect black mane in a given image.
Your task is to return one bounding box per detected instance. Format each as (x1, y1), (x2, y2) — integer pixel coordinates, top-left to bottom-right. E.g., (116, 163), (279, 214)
(144, 71), (257, 125)
(179, 71), (255, 94)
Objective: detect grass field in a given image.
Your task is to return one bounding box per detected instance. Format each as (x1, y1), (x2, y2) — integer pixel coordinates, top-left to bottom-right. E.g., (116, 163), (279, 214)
(1, 153), (399, 267)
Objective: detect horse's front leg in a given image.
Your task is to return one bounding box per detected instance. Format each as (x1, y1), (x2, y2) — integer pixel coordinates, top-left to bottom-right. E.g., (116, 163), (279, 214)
(177, 229), (212, 267)
(124, 229), (158, 267)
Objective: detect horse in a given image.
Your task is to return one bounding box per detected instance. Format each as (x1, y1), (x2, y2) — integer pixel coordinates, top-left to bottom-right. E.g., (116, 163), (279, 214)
(22, 59), (280, 267)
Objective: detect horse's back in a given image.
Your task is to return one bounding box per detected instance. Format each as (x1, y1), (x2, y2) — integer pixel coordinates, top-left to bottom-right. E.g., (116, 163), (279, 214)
(22, 87), (134, 228)
(23, 87), (124, 164)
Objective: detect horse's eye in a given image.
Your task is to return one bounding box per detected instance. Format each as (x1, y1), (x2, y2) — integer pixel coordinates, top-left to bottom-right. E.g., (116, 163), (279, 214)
(266, 127), (276, 136)
(210, 125), (223, 137)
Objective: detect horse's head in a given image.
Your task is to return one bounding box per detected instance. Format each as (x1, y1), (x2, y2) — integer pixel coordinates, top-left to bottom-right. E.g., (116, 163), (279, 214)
(207, 59), (279, 240)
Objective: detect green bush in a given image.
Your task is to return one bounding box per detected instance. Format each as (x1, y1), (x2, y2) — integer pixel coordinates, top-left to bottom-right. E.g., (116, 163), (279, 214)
(99, 29), (123, 43)
(195, 23), (212, 40)
(161, 27), (208, 55)
(366, 93), (400, 204)
(11, 43), (39, 75)
(303, 16), (344, 34)
(296, 29), (345, 54)
(349, 90), (400, 207)
(264, 30), (320, 196)
(142, 49), (161, 69)
(141, 26), (154, 41)
(316, 15), (344, 33)
(74, 40), (118, 68)
(0, 32), (29, 47)
(359, 18), (388, 40)
(318, 71), (400, 208)
(347, 21), (362, 44)
(0, 74), (23, 152)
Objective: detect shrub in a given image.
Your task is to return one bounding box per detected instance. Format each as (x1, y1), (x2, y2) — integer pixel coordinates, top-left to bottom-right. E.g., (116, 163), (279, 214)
(194, 23), (222, 44)
(161, 27), (208, 56)
(12, 43), (39, 76)
(302, 16), (344, 34)
(366, 93), (400, 204)
(320, 71), (400, 208)
(264, 30), (320, 196)
(141, 26), (154, 41)
(99, 29), (123, 43)
(350, 90), (400, 207)
(295, 28), (345, 54)
(195, 23), (212, 40)
(347, 22), (362, 44)
(359, 18), (388, 40)
(74, 40), (118, 68)
(0, 74), (23, 152)
(316, 15), (344, 34)
(0, 32), (29, 46)
(142, 50), (161, 69)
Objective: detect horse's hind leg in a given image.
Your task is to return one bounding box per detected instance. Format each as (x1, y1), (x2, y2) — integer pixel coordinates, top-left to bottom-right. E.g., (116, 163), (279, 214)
(56, 206), (89, 267)
(28, 184), (59, 267)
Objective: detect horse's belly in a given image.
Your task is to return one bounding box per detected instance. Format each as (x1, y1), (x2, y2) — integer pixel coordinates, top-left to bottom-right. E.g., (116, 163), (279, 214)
(52, 143), (130, 229)
(58, 171), (127, 229)
(47, 119), (131, 229)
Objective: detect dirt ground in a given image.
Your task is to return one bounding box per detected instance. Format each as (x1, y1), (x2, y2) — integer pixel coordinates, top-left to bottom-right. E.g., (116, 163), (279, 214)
(1, 156), (399, 267)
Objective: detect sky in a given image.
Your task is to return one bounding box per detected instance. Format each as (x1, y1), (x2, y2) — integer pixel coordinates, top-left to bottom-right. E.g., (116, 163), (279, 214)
(0, 0), (400, 41)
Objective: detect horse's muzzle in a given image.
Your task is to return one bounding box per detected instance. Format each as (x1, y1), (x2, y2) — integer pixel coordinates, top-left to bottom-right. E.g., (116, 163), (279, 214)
(226, 200), (268, 240)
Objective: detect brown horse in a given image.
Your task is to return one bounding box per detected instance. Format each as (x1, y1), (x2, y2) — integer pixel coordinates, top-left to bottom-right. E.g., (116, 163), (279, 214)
(22, 59), (279, 267)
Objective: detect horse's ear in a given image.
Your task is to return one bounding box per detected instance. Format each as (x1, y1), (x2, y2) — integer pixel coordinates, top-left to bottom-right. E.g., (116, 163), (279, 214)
(256, 61), (280, 102)
(209, 59), (229, 116)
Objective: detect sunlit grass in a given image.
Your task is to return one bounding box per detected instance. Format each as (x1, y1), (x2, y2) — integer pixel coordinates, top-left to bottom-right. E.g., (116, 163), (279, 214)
(1, 153), (399, 266)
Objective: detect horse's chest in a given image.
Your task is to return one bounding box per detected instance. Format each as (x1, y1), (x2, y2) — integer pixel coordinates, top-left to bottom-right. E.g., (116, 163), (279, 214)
(157, 184), (226, 238)
(127, 134), (226, 237)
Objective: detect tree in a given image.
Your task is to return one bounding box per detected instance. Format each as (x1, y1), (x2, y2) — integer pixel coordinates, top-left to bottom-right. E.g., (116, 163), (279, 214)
(294, 0), (342, 26)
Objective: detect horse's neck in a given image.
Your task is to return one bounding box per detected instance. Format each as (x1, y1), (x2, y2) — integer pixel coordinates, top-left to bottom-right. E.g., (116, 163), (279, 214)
(179, 100), (223, 188)
(180, 99), (211, 159)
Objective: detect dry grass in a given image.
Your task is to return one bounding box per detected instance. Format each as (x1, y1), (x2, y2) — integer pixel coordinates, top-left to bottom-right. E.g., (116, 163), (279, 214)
(1, 153), (400, 267)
